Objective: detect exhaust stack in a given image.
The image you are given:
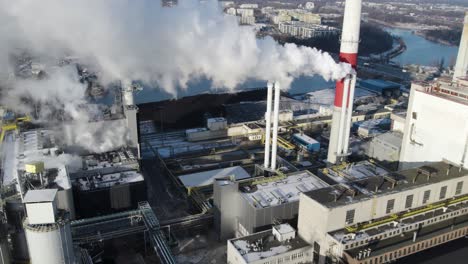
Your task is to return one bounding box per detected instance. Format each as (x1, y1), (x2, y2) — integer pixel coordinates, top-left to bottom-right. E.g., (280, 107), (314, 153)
(264, 82), (274, 168)
(453, 12), (468, 82)
(271, 81), (281, 170)
(327, 0), (362, 164)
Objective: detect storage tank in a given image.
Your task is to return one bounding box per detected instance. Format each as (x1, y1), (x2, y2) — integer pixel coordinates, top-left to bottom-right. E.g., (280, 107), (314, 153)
(23, 217), (75, 264)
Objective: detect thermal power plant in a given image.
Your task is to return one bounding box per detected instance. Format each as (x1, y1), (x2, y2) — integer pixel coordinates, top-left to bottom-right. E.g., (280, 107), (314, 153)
(263, 81), (281, 170)
(327, 0), (362, 164)
(453, 11), (468, 82)
(23, 189), (75, 264)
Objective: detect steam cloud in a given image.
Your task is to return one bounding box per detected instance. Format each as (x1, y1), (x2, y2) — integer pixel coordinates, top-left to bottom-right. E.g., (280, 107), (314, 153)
(0, 0), (352, 153)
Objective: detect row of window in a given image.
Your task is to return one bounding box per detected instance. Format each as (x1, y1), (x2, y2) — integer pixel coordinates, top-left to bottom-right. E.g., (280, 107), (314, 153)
(345, 207), (468, 250)
(345, 181), (464, 225)
(360, 228), (468, 264)
(265, 251), (307, 264)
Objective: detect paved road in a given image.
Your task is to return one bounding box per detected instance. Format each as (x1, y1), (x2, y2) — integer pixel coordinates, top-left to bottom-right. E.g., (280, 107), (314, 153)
(398, 238), (468, 264)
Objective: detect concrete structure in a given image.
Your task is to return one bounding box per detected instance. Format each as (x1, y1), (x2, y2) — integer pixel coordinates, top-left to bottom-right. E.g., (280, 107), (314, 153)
(236, 8), (254, 17)
(367, 131), (403, 168)
(278, 22), (338, 39)
(390, 112), (406, 132)
(23, 190), (58, 225)
(399, 80), (468, 170)
(328, 0), (362, 164)
(214, 171), (329, 239)
(298, 162), (468, 264)
(23, 190), (75, 264)
(239, 14), (255, 25)
(227, 224), (312, 264)
(453, 11), (468, 82)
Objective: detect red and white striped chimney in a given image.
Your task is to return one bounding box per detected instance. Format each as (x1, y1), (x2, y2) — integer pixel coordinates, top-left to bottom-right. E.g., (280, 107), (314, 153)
(327, 0), (362, 164)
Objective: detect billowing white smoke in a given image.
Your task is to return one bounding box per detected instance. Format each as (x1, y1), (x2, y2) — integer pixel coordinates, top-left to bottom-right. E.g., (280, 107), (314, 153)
(0, 66), (131, 153)
(0, 0), (352, 153)
(0, 0), (352, 94)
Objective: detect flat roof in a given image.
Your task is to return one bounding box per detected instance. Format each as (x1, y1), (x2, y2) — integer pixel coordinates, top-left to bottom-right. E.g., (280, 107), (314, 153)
(178, 166), (251, 188)
(323, 160), (390, 184)
(293, 133), (319, 145)
(306, 162), (468, 208)
(241, 171), (329, 209)
(23, 189), (58, 203)
(230, 229), (310, 263)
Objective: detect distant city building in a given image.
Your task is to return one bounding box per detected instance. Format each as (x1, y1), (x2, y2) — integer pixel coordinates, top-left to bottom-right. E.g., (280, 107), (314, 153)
(278, 22), (338, 39)
(219, 1), (234, 8)
(239, 15), (256, 25)
(236, 8), (254, 17)
(239, 3), (258, 9)
(226, 7), (237, 16)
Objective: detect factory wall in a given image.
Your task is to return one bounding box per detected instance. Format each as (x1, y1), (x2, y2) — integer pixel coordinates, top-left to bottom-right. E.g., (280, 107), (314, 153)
(400, 85), (468, 170)
(237, 197), (299, 237)
(73, 180), (146, 218)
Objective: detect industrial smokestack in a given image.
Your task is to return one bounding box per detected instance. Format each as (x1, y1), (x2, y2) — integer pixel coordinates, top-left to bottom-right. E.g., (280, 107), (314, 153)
(327, 0), (362, 164)
(264, 82), (274, 168)
(271, 81), (281, 170)
(453, 12), (468, 82)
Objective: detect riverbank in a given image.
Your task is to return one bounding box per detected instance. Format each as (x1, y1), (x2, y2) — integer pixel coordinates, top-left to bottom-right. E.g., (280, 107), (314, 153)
(369, 18), (457, 47)
(414, 31), (455, 46)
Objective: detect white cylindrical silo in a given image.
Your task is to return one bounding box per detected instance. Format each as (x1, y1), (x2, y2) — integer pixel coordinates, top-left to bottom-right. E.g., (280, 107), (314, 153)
(23, 217), (75, 264)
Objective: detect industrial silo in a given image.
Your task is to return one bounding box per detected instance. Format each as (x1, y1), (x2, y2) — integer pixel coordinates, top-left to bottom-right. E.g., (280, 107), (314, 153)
(22, 189), (75, 264)
(23, 218), (75, 264)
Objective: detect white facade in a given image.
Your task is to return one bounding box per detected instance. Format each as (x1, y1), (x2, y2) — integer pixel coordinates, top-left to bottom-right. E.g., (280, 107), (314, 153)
(239, 16), (255, 25)
(24, 220), (75, 264)
(400, 82), (468, 170)
(279, 22), (337, 39)
(23, 189), (58, 225)
(305, 2), (315, 10)
(298, 165), (468, 264)
(236, 8), (254, 17)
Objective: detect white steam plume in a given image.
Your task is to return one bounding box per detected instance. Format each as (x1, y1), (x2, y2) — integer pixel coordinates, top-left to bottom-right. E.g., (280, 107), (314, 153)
(0, 0), (352, 94)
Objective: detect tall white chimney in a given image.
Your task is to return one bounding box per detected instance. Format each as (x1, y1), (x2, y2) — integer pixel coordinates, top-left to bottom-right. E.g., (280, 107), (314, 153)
(453, 12), (468, 82)
(271, 81), (281, 170)
(264, 82), (274, 168)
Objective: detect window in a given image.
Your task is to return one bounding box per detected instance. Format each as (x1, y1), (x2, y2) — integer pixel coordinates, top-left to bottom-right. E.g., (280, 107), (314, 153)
(405, 194), (414, 209)
(345, 209), (355, 225)
(412, 112), (417, 119)
(456, 181), (464, 195)
(440, 186), (447, 200)
(386, 199), (395, 214)
(423, 190), (431, 204)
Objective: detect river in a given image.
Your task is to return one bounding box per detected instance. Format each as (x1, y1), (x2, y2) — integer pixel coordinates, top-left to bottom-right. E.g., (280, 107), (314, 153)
(134, 27), (460, 104)
(385, 27), (459, 67)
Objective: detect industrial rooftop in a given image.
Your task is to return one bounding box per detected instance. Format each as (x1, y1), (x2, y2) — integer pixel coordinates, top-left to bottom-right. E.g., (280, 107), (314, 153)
(306, 162), (468, 208)
(240, 171), (329, 209)
(230, 228), (310, 263)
